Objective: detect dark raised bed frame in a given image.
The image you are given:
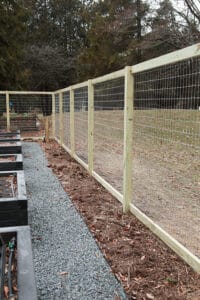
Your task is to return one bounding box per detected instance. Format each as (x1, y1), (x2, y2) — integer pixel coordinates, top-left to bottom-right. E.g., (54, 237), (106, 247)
(0, 226), (37, 300)
(0, 154), (23, 171)
(0, 141), (22, 154)
(0, 171), (27, 227)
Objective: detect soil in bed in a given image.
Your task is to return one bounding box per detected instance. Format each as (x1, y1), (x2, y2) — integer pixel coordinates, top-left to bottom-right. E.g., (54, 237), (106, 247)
(41, 140), (200, 300)
(0, 175), (17, 198)
(0, 156), (16, 163)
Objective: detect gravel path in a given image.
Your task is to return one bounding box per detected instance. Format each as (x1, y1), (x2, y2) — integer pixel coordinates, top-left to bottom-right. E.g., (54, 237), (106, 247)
(23, 142), (127, 300)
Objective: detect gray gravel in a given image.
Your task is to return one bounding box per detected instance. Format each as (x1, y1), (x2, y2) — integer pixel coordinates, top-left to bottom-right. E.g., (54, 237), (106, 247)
(23, 142), (127, 300)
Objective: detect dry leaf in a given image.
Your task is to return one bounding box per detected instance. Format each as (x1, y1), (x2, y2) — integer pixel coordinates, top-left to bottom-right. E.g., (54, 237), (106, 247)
(4, 286), (9, 298)
(60, 271), (68, 276)
(12, 285), (18, 292)
(146, 293), (154, 299)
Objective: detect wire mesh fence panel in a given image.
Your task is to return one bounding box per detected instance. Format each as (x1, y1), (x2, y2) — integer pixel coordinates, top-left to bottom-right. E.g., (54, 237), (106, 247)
(7, 94), (52, 138)
(63, 91), (70, 149)
(133, 57), (200, 257)
(55, 94), (60, 141)
(0, 94), (6, 131)
(74, 87), (88, 164)
(94, 77), (124, 194)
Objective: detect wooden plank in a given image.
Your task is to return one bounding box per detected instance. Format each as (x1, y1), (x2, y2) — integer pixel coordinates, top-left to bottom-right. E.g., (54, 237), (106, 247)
(132, 43), (200, 74)
(92, 69), (125, 85)
(59, 92), (64, 145)
(70, 88), (75, 155)
(52, 93), (56, 138)
(123, 67), (133, 213)
(7, 91), (53, 95)
(72, 81), (88, 90)
(55, 136), (61, 145)
(62, 143), (72, 156)
(88, 80), (94, 174)
(74, 154), (89, 171)
(130, 203), (200, 273)
(92, 171), (123, 204)
(22, 136), (44, 141)
(45, 116), (49, 142)
(55, 86), (71, 94)
(6, 92), (10, 132)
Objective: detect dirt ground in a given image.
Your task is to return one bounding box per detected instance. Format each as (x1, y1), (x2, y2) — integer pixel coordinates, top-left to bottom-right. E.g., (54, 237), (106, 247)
(41, 140), (200, 300)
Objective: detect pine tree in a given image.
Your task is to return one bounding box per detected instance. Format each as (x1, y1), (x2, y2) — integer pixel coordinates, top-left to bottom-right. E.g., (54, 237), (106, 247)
(0, 0), (28, 90)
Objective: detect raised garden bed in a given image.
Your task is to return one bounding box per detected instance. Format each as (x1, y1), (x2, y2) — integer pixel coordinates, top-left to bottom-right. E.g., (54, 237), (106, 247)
(0, 141), (22, 154)
(0, 115), (39, 132)
(0, 130), (20, 137)
(0, 226), (37, 300)
(0, 154), (23, 171)
(0, 171), (27, 227)
(0, 133), (21, 142)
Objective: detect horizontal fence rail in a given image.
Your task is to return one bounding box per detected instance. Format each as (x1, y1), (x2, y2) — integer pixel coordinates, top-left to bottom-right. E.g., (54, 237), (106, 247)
(1, 43), (200, 273)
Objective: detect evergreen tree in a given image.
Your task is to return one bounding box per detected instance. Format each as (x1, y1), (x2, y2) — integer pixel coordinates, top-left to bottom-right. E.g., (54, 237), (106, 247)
(0, 0), (28, 89)
(77, 0), (149, 81)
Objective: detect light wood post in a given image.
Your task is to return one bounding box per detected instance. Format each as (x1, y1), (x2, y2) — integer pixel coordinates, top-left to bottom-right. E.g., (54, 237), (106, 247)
(88, 80), (94, 174)
(52, 93), (55, 139)
(123, 66), (134, 213)
(70, 88), (75, 155)
(45, 116), (49, 142)
(59, 92), (64, 145)
(6, 91), (10, 132)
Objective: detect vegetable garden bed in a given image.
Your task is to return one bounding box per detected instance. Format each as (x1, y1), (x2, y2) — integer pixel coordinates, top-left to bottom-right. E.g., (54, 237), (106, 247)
(0, 142), (22, 154)
(0, 154), (23, 171)
(0, 171), (27, 227)
(0, 226), (37, 300)
(0, 134), (21, 142)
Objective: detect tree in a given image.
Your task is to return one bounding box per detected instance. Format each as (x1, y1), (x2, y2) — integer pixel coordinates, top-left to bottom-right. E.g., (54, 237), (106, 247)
(25, 0), (88, 87)
(78, 0), (149, 81)
(0, 0), (28, 90)
(23, 44), (72, 91)
(184, 0), (200, 22)
(140, 0), (200, 60)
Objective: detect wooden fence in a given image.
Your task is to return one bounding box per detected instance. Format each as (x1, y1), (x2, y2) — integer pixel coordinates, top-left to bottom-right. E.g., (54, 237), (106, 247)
(1, 43), (200, 273)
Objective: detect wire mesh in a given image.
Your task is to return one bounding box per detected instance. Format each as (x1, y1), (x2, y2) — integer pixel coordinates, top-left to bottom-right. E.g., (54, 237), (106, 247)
(55, 94), (60, 140)
(63, 91), (70, 149)
(4, 94), (52, 138)
(133, 56), (200, 257)
(74, 86), (88, 163)
(94, 77), (124, 193)
(0, 94), (6, 131)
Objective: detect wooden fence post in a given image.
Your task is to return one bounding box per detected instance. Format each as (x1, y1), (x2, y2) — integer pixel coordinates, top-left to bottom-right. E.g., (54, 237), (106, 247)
(6, 92), (10, 132)
(59, 92), (64, 145)
(52, 93), (55, 139)
(123, 66), (134, 213)
(45, 116), (49, 142)
(88, 80), (94, 174)
(70, 88), (75, 155)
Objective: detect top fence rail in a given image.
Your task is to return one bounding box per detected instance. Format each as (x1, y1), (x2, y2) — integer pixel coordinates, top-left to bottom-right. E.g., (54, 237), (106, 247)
(132, 43), (200, 73)
(54, 43), (200, 93)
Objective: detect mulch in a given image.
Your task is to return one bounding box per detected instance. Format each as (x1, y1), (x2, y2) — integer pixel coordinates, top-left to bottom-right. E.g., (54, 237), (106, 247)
(41, 140), (200, 300)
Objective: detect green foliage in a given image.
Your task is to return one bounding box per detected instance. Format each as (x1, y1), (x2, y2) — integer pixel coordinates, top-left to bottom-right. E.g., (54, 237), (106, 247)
(0, 0), (28, 90)
(0, 0), (199, 90)
(78, 0), (150, 81)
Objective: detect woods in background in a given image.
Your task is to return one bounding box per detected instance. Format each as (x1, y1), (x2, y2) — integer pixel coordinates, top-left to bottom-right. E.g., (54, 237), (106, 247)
(0, 0), (199, 91)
